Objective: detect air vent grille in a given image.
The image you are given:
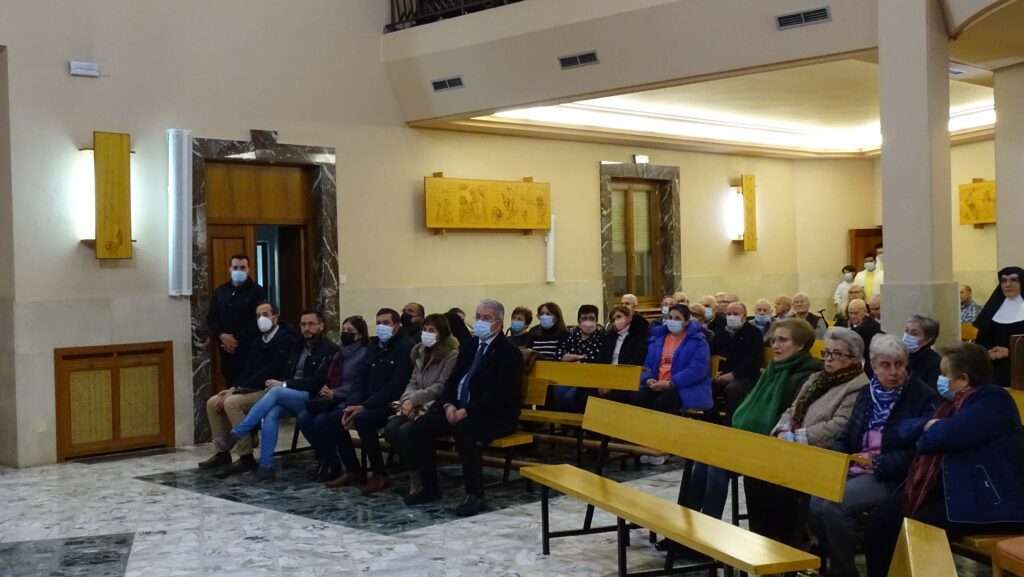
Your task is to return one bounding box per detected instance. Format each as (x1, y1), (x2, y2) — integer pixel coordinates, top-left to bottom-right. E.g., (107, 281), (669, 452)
(776, 6), (831, 29)
(559, 50), (599, 70)
(431, 76), (464, 92)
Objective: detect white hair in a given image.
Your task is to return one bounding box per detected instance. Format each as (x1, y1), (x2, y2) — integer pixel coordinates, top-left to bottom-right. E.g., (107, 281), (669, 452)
(825, 327), (865, 360)
(478, 299), (505, 320)
(869, 333), (907, 362)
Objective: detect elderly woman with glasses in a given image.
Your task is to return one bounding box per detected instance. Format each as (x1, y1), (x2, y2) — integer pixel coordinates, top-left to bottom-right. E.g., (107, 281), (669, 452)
(807, 334), (938, 577)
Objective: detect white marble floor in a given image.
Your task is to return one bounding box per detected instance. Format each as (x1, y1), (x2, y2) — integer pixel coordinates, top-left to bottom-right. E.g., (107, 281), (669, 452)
(0, 445), (688, 577)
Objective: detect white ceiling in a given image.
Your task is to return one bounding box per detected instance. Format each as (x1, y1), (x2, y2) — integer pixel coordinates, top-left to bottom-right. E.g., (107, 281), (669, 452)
(474, 58), (996, 155)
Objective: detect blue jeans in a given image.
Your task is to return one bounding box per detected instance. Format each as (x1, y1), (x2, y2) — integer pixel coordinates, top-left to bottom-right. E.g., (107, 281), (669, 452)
(683, 463), (731, 520)
(231, 386), (309, 469)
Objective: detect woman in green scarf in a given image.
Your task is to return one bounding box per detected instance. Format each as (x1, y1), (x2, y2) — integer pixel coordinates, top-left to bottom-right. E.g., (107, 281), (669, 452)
(733, 318), (822, 544)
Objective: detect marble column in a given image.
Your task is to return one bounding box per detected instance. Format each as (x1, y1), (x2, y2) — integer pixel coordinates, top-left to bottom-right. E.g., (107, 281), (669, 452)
(995, 63), (1024, 269)
(878, 0), (959, 345)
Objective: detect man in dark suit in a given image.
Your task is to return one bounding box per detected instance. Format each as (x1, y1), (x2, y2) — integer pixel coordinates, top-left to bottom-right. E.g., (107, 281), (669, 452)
(847, 299), (883, 369)
(206, 254), (267, 387)
(712, 302), (765, 422)
(410, 299), (523, 516)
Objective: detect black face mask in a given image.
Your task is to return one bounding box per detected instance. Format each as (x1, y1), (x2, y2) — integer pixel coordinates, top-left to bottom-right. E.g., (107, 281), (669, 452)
(400, 313), (415, 326)
(340, 333), (357, 346)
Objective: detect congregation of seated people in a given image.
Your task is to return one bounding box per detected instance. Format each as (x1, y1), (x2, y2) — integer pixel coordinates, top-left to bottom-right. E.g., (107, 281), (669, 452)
(198, 252), (1024, 570)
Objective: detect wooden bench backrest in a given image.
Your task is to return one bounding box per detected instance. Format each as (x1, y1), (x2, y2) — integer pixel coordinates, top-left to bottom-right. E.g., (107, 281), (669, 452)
(961, 323), (979, 342)
(532, 360), (641, 392)
(1010, 389), (1024, 425)
(583, 397), (850, 502)
(887, 519), (956, 577)
(522, 376), (552, 406)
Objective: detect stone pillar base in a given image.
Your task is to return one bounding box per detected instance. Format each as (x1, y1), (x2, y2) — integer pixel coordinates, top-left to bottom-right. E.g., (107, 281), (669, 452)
(881, 281), (960, 348)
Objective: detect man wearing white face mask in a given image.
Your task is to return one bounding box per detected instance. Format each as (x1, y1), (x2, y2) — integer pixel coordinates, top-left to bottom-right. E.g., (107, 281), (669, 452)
(416, 299), (523, 516)
(335, 308), (414, 494)
(854, 255), (885, 299)
(903, 315), (942, 391)
(201, 301), (296, 476)
(712, 302), (765, 421)
(206, 254), (267, 388)
(834, 265), (857, 319)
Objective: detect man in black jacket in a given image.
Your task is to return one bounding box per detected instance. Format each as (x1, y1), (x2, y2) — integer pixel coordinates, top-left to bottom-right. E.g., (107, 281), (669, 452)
(200, 302), (297, 475)
(209, 309), (337, 480)
(333, 308), (413, 494)
(847, 299), (884, 369)
(409, 299), (523, 516)
(712, 302), (765, 422)
(206, 254), (267, 386)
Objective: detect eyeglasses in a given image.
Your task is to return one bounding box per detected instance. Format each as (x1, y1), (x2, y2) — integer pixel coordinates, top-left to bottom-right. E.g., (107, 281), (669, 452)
(822, 349), (857, 360)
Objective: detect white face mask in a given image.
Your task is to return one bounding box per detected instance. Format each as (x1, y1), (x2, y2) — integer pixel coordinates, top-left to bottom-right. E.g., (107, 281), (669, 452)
(726, 315), (743, 329)
(257, 316), (274, 333)
(661, 306), (670, 316)
(421, 331), (438, 348)
(864, 261), (877, 272)
(843, 272), (855, 282)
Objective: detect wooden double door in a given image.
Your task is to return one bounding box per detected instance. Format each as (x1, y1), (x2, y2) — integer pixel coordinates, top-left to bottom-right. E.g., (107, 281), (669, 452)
(206, 162), (316, 392)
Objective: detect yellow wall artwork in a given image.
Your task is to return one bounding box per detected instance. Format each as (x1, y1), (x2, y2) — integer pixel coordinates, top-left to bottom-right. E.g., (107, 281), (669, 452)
(959, 180), (996, 225)
(425, 175), (551, 231)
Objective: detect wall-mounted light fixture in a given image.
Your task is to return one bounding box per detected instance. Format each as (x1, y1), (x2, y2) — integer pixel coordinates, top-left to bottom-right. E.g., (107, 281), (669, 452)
(633, 154), (650, 164)
(77, 131), (135, 259)
(724, 174), (757, 251)
(167, 129), (193, 295)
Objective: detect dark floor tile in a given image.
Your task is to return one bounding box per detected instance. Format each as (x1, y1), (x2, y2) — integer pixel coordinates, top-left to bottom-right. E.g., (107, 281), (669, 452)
(0, 533), (134, 577)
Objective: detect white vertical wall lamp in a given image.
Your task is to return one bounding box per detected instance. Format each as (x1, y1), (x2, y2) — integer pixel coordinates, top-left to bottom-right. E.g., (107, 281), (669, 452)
(167, 128), (193, 296)
(545, 214), (556, 284)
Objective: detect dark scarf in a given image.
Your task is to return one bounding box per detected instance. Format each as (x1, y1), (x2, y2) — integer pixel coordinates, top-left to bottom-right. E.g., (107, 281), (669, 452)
(903, 386), (978, 515)
(974, 265), (1024, 330)
(791, 365), (863, 429)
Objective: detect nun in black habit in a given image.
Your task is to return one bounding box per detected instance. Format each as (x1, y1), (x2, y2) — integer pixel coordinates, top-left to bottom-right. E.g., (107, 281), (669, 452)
(974, 266), (1024, 387)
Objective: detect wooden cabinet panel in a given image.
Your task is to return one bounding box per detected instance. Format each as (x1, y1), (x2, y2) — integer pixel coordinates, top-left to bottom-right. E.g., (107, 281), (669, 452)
(69, 369), (114, 445)
(94, 131), (133, 259)
(55, 342), (174, 461)
(206, 163), (311, 224)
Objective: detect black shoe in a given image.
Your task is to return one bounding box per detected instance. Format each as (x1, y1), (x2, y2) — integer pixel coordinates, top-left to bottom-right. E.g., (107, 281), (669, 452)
(215, 454), (257, 478)
(404, 490), (442, 506)
(319, 464), (340, 482)
(254, 467), (276, 482)
(308, 464), (326, 481)
(656, 539), (710, 562)
(454, 494), (484, 517)
(197, 452), (232, 470)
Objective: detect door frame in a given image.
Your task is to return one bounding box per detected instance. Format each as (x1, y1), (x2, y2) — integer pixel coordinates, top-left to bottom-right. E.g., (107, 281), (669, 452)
(189, 129), (338, 443)
(600, 163), (681, 316)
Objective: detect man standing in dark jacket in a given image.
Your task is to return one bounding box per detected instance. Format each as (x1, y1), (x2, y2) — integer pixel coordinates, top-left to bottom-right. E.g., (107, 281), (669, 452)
(206, 254), (267, 387)
(712, 302), (765, 422)
(200, 302), (297, 475)
(410, 299), (523, 516)
(334, 308), (413, 494)
(846, 299), (883, 368)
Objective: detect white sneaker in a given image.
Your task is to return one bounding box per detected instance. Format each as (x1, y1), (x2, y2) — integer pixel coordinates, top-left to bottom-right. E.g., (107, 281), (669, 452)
(645, 455), (667, 466)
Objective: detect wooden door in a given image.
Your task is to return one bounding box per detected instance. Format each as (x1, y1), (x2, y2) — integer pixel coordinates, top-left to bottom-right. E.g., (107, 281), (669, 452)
(55, 342), (175, 460)
(208, 224), (256, 392)
(848, 227), (884, 271)
(609, 179), (664, 308)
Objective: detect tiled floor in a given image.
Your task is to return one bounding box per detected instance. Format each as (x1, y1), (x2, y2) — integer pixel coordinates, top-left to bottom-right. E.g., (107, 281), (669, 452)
(0, 429), (994, 577)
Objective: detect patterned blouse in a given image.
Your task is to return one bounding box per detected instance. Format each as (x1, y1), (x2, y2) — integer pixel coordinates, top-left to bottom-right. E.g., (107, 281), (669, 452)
(557, 326), (606, 362)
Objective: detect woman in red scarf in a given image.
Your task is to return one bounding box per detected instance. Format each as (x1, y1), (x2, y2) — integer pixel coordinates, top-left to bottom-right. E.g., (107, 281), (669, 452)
(863, 343), (1024, 577)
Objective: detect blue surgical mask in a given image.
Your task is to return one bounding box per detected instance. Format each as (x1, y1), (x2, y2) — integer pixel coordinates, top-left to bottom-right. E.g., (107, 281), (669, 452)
(420, 331), (438, 348)
(376, 324), (393, 344)
(510, 320), (526, 333)
(936, 375), (955, 400)
(755, 314), (772, 325)
(901, 333), (921, 353)
(703, 308), (713, 320)
(539, 314), (555, 330)
(230, 270), (247, 285)
(665, 319), (684, 334)
(474, 319), (493, 339)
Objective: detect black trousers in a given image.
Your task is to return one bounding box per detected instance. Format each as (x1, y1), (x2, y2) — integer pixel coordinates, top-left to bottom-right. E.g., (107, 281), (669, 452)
(412, 411), (515, 497)
(339, 407), (391, 475)
(716, 377), (755, 423)
(219, 346), (247, 387)
(865, 492), (1024, 577)
(744, 478), (805, 547)
(630, 386), (682, 415)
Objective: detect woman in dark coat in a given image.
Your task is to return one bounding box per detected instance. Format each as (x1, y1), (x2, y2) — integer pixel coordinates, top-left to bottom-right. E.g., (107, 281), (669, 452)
(864, 343), (1024, 577)
(974, 266), (1024, 387)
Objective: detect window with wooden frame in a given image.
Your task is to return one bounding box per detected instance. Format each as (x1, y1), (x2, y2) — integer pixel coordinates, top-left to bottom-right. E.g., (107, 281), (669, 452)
(609, 179), (664, 307)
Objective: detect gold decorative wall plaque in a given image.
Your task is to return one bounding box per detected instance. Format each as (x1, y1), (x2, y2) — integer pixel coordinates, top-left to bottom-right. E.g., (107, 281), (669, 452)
(959, 179), (996, 225)
(425, 174), (551, 232)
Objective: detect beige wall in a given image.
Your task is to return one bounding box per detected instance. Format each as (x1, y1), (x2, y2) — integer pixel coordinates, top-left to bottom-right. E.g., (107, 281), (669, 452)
(0, 47), (16, 466)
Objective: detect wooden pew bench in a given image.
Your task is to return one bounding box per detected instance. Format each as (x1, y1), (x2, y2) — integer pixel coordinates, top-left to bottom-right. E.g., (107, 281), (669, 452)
(522, 397), (851, 577)
(888, 519), (958, 577)
(519, 361), (641, 464)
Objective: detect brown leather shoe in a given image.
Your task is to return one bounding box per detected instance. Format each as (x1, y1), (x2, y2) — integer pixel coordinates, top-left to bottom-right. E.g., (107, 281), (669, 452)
(361, 474), (390, 495)
(325, 472), (363, 488)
